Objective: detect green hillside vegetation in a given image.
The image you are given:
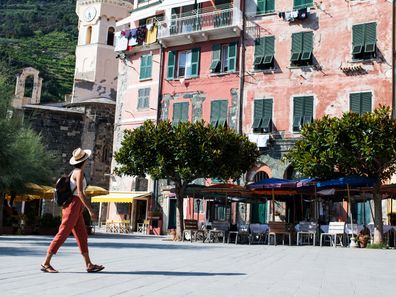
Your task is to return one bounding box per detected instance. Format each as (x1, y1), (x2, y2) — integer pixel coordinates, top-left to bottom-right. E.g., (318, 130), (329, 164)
(0, 0), (77, 103)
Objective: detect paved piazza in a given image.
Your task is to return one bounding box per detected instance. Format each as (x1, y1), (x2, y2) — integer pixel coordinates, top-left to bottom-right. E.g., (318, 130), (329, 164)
(0, 233), (395, 297)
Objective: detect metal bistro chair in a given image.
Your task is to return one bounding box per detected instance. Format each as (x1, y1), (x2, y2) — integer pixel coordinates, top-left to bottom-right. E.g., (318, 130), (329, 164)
(297, 222), (318, 246)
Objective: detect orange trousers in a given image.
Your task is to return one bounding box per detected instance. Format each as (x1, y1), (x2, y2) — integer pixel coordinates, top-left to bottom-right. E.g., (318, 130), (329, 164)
(48, 196), (89, 254)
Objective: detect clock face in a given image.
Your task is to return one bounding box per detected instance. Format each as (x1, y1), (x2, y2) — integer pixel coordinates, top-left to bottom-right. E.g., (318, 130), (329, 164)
(83, 6), (97, 22)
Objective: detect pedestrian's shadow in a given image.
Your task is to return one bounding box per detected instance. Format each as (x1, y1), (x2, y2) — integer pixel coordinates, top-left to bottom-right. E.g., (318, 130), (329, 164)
(65, 271), (246, 276)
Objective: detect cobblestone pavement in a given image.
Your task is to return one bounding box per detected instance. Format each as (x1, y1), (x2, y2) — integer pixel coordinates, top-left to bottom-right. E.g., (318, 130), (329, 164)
(0, 233), (395, 297)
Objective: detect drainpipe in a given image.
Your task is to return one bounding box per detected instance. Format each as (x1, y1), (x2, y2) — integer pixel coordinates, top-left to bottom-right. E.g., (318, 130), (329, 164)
(238, 0), (246, 134)
(152, 43), (165, 212)
(392, 0), (395, 119)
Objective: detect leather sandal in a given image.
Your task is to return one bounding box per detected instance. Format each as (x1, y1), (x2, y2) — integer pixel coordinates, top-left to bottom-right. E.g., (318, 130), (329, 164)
(86, 264), (104, 273)
(41, 264), (58, 273)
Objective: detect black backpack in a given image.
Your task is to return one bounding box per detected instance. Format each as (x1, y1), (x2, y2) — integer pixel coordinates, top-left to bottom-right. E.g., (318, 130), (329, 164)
(54, 171), (77, 207)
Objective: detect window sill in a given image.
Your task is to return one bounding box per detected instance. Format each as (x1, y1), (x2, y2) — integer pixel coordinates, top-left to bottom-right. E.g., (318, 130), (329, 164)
(139, 78), (152, 82)
(250, 68), (277, 74)
(209, 71), (238, 77)
(167, 76), (199, 81)
(255, 12), (277, 18)
(347, 58), (376, 64)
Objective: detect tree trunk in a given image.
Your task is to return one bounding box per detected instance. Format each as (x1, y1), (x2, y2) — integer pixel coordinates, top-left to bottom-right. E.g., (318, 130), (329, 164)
(174, 182), (188, 241)
(175, 193), (184, 241)
(0, 193), (4, 233)
(373, 183), (384, 244)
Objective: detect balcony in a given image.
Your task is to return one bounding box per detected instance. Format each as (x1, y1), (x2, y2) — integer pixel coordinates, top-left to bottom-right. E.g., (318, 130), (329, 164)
(157, 4), (242, 47)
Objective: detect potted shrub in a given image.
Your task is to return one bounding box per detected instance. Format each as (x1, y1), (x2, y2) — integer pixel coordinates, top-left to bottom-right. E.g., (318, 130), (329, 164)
(38, 213), (60, 235)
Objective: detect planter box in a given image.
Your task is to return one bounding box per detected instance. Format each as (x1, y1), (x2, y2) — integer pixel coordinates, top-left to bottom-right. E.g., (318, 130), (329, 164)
(0, 226), (16, 235)
(38, 227), (58, 235)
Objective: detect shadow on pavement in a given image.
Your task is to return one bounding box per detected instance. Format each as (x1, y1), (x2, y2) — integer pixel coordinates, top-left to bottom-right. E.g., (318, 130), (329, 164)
(64, 271), (246, 276)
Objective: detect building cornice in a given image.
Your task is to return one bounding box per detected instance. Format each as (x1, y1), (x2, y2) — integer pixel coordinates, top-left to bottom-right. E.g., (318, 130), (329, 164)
(77, 0), (134, 9)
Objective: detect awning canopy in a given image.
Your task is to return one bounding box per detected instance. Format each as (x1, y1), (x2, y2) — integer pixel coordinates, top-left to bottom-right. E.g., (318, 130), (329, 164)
(91, 192), (151, 203)
(85, 185), (108, 196)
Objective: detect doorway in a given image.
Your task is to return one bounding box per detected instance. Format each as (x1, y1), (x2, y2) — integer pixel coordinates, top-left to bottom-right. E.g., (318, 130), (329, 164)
(168, 199), (176, 229)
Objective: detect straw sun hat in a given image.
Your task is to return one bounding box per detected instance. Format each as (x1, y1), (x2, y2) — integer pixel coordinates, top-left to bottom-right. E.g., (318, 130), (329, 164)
(69, 148), (91, 165)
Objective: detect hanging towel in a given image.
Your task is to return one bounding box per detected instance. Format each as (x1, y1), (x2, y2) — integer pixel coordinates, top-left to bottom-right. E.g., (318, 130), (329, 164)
(114, 32), (128, 52)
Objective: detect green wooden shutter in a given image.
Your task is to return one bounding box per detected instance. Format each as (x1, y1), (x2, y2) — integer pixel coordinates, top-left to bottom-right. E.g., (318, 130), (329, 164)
(291, 33), (303, 62)
(258, 203), (266, 224)
(257, 0), (265, 14)
(180, 102), (189, 122)
(146, 55), (152, 79)
(191, 48), (200, 77)
(218, 100), (228, 127)
(361, 92), (372, 114)
(294, 0), (313, 9)
(139, 55), (147, 80)
(137, 89), (143, 108)
(350, 93), (361, 114)
(352, 24), (364, 54)
(266, 0), (275, 13)
(227, 42), (237, 72)
(302, 96), (313, 125)
(263, 36), (275, 64)
(210, 100), (220, 126)
(252, 100), (264, 128)
(301, 32), (313, 60)
(210, 44), (221, 71)
(293, 96), (304, 131)
(364, 22), (377, 53)
(261, 99), (273, 131)
(172, 103), (182, 125)
(167, 51), (176, 80)
(254, 38), (265, 65)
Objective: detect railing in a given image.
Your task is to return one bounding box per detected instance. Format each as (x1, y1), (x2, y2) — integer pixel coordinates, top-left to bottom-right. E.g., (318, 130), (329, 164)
(158, 6), (242, 39)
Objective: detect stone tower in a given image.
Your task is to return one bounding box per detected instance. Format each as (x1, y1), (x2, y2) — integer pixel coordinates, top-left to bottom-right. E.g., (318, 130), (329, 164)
(72, 0), (133, 103)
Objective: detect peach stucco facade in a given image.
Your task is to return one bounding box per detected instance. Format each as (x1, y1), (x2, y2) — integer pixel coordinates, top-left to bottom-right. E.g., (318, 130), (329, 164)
(242, 0), (393, 179)
(243, 0), (393, 138)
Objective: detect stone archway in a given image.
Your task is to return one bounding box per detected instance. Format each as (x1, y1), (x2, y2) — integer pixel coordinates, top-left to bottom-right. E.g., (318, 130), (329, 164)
(12, 67), (43, 109)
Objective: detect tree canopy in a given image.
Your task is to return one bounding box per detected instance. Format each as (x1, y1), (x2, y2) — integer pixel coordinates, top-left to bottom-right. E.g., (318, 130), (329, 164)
(286, 106), (396, 243)
(115, 120), (259, 239)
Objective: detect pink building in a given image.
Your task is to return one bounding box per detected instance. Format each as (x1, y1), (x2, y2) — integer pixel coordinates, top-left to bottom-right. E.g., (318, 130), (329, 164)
(105, 0), (394, 232)
(243, 0), (393, 180)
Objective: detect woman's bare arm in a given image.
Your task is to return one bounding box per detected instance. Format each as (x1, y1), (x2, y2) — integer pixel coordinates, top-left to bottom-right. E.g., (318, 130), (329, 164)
(74, 169), (96, 220)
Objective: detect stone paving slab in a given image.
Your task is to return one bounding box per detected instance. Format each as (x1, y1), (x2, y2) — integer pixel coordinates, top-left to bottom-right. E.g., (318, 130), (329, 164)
(0, 233), (395, 297)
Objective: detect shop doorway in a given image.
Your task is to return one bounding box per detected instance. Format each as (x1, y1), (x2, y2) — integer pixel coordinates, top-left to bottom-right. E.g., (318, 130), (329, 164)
(168, 199), (176, 230)
(135, 200), (147, 229)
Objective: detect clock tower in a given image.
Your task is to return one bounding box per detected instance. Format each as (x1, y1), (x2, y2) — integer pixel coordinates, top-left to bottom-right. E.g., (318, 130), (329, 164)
(72, 0), (133, 103)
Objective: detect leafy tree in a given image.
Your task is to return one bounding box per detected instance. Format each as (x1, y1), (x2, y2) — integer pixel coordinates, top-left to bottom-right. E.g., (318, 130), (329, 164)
(286, 106), (396, 243)
(0, 76), (57, 232)
(114, 120), (259, 240)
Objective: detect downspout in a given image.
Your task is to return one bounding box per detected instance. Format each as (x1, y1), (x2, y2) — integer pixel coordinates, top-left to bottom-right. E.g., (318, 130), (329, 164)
(153, 42), (165, 212)
(238, 0), (246, 134)
(392, 0), (395, 119)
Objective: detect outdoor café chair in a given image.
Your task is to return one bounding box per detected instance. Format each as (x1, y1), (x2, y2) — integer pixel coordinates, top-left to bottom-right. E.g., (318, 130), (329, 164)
(320, 222), (346, 247)
(297, 222), (318, 246)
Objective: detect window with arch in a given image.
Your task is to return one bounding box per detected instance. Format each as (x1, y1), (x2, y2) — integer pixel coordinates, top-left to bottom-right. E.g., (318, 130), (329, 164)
(107, 27), (115, 46)
(24, 75), (34, 98)
(253, 171), (269, 182)
(86, 26), (92, 44)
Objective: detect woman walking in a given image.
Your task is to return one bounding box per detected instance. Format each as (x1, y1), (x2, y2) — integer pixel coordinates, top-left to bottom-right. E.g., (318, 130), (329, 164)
(41, 148), (104, 273)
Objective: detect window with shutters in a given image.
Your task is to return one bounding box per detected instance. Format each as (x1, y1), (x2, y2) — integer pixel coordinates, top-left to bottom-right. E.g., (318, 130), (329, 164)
(210, 100), (228, 127)
(349, 92), (372, 115)
(293, 96), (314, 132)
(172, 102), (189, 126)
(352, 22), (377, 60)
(139, 55), (152, 80)
(137, 88), (150, 110)
(252, 99), (273, 133)
(291, 31), (313, 66)
(168, 48), (200, 79)
(293, 0), (313, 10)
(210, 42), (237, 74)
(253, 36), (275, 70)
(257, 0), (275, 15)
